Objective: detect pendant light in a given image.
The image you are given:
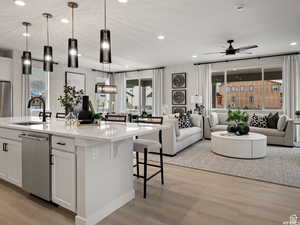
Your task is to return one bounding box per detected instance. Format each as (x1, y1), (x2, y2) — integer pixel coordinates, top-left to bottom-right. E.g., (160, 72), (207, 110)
(42, 13), (53, 72)
(22, 22), (32, 75)
(67, 2), (79, 68)
(100, 0), (112, 64)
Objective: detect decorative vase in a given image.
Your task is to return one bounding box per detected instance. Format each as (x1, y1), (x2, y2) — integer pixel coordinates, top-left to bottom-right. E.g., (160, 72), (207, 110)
(65, 112), (76, 127)
(236, 123), (250, 135)
(227, 124), (237, 133)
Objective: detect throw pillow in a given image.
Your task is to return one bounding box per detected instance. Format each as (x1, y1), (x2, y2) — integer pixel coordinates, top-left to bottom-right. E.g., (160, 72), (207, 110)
(209, 112), (219, 127)
(250, 114), (267, 128)
(277, 115), (289, 131)
(177, 114), (193, 129)
(267, 112), (279, 129)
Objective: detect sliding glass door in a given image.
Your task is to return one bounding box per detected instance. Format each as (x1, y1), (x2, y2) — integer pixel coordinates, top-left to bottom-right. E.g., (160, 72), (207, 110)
(126, 78), (153, 114)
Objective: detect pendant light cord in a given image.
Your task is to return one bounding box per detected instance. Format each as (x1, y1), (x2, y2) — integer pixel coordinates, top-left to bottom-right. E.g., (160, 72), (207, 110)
(46, 16), (49, 46)
(25, 25), (28, 51)
(72, 7), (74, 39)
(104, 0), (107, 30)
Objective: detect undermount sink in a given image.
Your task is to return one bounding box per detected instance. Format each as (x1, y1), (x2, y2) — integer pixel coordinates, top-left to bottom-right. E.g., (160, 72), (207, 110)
(12, 121), (44, 126)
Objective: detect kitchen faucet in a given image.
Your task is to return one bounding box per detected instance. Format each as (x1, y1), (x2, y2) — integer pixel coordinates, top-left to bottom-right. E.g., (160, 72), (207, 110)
(28, 96), (46, 123)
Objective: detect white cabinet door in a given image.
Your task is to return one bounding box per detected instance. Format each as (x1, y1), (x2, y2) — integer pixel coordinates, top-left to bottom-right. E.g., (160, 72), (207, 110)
(0, 140), (8, 180)
(6, 140), (22, 187)
(0, 138), (22, 187)
(52, 149), (76, 212)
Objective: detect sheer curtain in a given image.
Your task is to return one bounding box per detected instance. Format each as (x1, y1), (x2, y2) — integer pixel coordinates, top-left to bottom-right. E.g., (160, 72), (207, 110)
(114, 72), (126, 113)
(153, 68), (164, 116)
(198, 64), (212, 115)
(283, 55), (300, 118)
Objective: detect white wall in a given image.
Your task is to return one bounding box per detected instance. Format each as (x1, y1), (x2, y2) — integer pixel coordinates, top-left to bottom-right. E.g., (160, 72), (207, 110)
(163, 63), (198, 113)
(0, 57), (12, 81)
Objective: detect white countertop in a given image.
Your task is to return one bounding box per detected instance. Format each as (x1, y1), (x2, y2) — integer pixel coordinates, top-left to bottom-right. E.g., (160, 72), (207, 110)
(0, 117), (161, 142)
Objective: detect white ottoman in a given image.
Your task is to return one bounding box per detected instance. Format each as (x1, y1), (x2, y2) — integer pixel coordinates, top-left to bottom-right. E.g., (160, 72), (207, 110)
(211, 131), (267, 159)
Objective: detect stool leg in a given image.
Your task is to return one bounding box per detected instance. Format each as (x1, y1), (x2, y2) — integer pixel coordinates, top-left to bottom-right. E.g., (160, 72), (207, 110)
(143, 148), (148, 199)
(160, 147), (164, 185)
(136, 152), (140, 178)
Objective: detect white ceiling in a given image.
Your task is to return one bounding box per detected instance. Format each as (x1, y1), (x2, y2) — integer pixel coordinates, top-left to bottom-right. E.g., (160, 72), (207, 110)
(1, 0), (300, 71)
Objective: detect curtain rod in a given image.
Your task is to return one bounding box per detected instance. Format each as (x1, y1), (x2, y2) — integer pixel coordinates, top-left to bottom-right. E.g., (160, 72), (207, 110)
(91, 68), (113, 74)
(32, 58), (59, 65)
(113, 66), (165, 74)
(194, 52), (300, 66)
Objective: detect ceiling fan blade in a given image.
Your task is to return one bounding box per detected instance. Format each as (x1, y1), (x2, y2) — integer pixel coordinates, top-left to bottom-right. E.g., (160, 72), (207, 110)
(203, 52), (226, 55)
(236, 45), (258, 52)
(239, 52), (253, 55)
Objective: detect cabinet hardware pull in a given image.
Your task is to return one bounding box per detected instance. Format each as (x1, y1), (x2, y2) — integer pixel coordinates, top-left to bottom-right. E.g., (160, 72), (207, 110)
(50, 154), (54, 165)
(57, 142), (66, 146)
(3, 143), (8, 152)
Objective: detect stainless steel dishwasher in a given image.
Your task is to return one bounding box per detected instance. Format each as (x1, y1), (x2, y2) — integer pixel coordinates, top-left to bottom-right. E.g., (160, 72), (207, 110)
(20, 132), (51, 201)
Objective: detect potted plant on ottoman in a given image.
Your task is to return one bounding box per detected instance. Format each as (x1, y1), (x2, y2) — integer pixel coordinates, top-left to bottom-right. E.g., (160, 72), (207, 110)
(226, 110), (250, 135)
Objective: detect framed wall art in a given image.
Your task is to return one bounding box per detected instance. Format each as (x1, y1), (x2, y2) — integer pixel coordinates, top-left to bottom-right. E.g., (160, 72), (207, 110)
(65, 71), (86, 93)
(172, 72), (186, 89)
(172, 90), (186, 105)
(172, 106), (187, 114)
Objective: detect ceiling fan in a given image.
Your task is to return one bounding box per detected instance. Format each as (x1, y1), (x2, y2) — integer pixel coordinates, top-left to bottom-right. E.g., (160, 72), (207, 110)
(205, 40), (258, 56)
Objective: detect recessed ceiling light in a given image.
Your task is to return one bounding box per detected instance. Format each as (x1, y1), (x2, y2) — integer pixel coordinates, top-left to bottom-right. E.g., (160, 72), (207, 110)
(157, 35), (165, 40)
(14, 0), (26, 6)
(290, 42), (297, 46)
(22, 32), (30, 37)
(118, 0), (128, 3)
(60, 18), (69, 24)
(125, 65), (129, 68)
(192, 55), (198, 58)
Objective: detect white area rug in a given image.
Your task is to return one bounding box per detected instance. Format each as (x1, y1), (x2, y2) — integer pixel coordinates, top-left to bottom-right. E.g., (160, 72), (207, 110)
(147, 140), (300, 188)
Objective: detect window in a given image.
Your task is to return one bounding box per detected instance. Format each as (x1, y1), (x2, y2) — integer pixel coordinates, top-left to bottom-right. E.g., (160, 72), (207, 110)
(231, 96), (237, 104)
(29, 67), (50, 110)
(95, 77), (111, 113)
(126, 78), (153, 114)
(248, 96), (254, 104)
(264, 68), (283, 109)
(211, 67), (283, 110)
(211, 72), (225, 109)
(126, 79), (140, 114)
(140, 79), (153, 114)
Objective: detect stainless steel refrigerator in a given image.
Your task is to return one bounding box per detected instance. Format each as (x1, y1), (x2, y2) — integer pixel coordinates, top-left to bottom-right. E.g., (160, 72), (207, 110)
(0, 81), (12, 117)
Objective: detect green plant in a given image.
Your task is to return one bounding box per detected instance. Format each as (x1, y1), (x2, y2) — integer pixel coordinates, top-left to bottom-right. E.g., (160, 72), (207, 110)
(295, 110), (300, 116)
(226, 110), (249, 125)
(58, 84), (84, 113)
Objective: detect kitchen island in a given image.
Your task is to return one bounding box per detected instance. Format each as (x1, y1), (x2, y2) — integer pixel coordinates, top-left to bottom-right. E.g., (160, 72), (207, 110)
(0, 117), (161, 225)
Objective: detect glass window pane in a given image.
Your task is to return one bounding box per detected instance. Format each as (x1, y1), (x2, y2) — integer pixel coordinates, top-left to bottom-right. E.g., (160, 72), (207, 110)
(29, 67), (49, 110)
(141, 79), (152, 114)
(264, 68), (283, 109)
(126, 79), (140, 113)
(212, 72), (225, 109)
(226, 68), (262, 110)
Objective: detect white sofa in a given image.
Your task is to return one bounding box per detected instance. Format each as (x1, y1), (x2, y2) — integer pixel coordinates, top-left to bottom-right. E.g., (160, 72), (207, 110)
(140, 114), (203, 156)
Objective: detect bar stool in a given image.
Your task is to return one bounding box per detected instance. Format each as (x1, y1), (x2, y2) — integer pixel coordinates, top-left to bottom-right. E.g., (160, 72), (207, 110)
(133, 116), (164, 198)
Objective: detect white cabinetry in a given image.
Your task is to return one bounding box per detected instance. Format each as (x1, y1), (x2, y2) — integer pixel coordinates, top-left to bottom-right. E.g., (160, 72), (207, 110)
(0, 138), (22, 187)
(51, 136), (76, 212)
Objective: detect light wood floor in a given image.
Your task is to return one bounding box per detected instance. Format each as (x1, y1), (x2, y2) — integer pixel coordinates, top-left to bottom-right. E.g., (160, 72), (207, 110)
(0, 164), (300, 225)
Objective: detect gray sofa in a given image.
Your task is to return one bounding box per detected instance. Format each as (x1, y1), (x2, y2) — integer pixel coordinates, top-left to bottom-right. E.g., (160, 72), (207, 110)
(204, 112), (294, 147)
